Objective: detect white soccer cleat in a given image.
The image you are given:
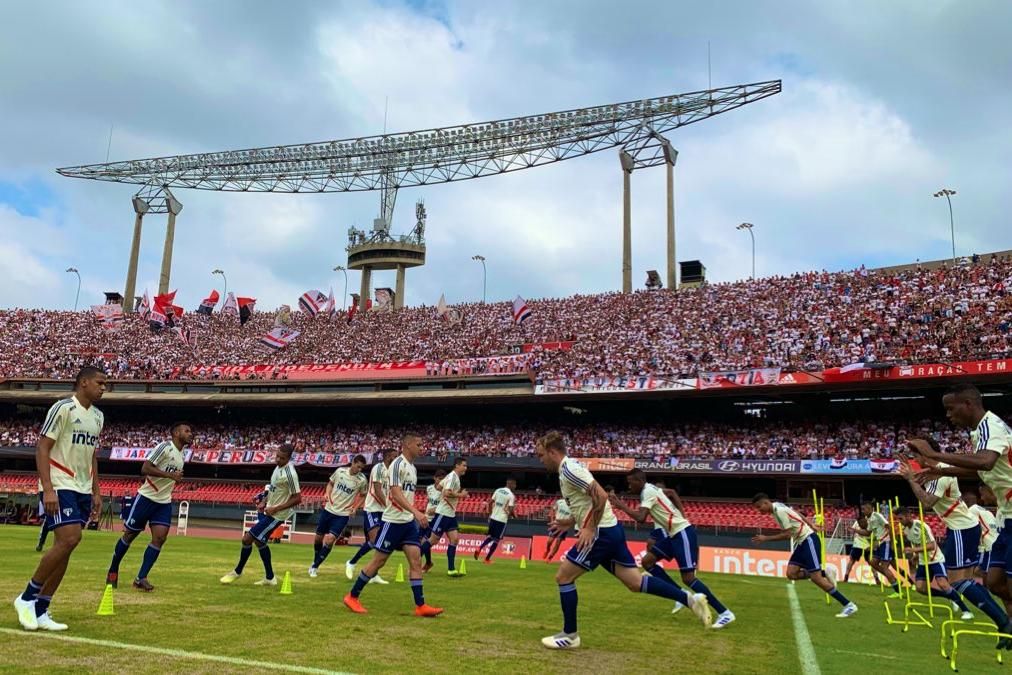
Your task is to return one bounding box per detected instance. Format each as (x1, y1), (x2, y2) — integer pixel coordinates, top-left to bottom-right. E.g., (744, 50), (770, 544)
(541, 632), (581, 649)
(671, 601), (684, 614)
(711, 610), (736, 629)
(688, 593), (712, 627)
(13, 595), (37, 631)
(254, 577), (278, 586)
(308, 566), (318, 578)
(369, 575), (389, 585)
(345, 562), (355, 580)
(835, 602), (858, 618)
(961, 610), (974, 621)
(219, 571), (241, 584)
(36, 612), (68, 631)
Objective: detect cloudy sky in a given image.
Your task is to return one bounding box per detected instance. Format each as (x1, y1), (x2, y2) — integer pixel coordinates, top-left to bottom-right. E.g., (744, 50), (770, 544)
(1, 1), (1010, 311)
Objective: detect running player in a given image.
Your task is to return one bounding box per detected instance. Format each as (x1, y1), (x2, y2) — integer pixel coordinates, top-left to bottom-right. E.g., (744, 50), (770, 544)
(422, 457), (469, 576)
(544, 497), (573, 562)
(855, 502), (904, 597)
(843, 515), (880, 585)
(309, 454), (368, 577)
(219, 444), (301, 586)
(965, 488), (999, 584)
(345, 447), (397, 583)
(474, 478), (516, 564)
(751, 493), (857, 617)
(106, 422), (192, 591)
(534, 432), (710, 649)
(611, 469), (734, 628)
(343, 432), (443, 617)
(420, 469), (445, 571)
(14, 366), (106, 632)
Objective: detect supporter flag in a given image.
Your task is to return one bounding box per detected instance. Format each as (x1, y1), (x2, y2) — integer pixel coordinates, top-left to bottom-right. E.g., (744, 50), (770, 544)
(238, 297), (256, 325)
(139, 290), (152, 319)
(222, 292), (239, 316)
(91, 304), (124, 330)
(374, 288), (394, 313)
(870, 458), (898, 473)
(173, 325), (197, 350)
(323, 288), (336, 317)
(512, 296), (531, 325)
(299, 289), (328, 316)
(437, 294), (449, 321)
(148, 305), (167, 331)
(154, 290), (177, 310)
(274, 304), (292, 328)
(830, 455), (848, 469)
(196, 290), (219, 316)
(839, 362), (868, 373)
(259, 326), (301, 350)
(348, 294), (372, 323)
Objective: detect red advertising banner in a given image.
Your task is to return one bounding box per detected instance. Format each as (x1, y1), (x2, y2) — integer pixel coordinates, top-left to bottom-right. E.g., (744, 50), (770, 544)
(822, 358), (1012, 383)
(428, 533), (532, 560)
(699, 368), (782, 389)
(521, 341), (575, 353)
(173, 360), (428, 381)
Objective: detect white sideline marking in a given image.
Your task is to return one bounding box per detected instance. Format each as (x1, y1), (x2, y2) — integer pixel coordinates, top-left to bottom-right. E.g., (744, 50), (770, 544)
(786, 583), (822, 675)
(0, 627), (351, 674)
(829, 648), (900, 660)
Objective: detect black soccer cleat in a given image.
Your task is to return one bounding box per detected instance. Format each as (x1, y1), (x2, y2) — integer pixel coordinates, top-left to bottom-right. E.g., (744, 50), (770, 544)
(133, 578), (154, 592)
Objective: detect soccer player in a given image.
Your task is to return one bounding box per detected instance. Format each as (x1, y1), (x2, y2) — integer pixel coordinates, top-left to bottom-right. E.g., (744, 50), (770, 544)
(345, 447), (397, 583)
(611, 469), (734, 628)
(219, 444), (301, 586)
(751, 493), (857, 617)
(842, 515), (880, 585)
(965, 488), (1000, 584)
(309, 454), (368, 577)
(474, 478), (516, 564)
(534, 432), (710, 649)
(35, 498), (50, 552)
(855, 502), (904, 597)
(14, 366), (106, 632)
(106, 421), (192, 591)
(544, 497), (573, 562)
(343, 432), (443, 617)
(422, 457), (469, 576)
(420, 469), (445, 571)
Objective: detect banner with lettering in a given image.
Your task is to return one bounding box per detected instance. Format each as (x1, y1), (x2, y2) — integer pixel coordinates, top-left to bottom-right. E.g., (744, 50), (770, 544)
(171, 361), (428, 381)
(109, 447), (373, 466)
(699, 368), (782, 389)
(535, 376), (696, 395)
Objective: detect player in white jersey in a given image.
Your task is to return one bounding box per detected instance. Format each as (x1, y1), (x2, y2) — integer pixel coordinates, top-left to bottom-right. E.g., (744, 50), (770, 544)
(965, 488), (1000, 583)
(220, 444), (301, 586)
(343, 433), (443, 617)
(15, 366), (106, 632)
(751, 493), (857, 617)
(106, 422), (192, 592)
(611, 469), (735, 628)
(309, 455), (368, 577)
(534, 432), (710, 650)
(345, 447), (398, 582)
(419, 469), (446, 570)
(544, 498), (574, 562)
(855, 502), (905, 597)
(475, 478), (516, 564)
(843, 515), (881, 585)
(422, 457), (469, 576)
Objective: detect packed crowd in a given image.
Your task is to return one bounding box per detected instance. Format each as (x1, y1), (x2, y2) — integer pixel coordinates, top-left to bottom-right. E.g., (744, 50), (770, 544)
(0, 416), (993, 461)
(1, 255), (1010, 381)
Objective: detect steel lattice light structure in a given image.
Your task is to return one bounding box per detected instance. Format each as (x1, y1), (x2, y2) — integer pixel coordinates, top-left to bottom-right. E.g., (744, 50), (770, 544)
(57, 80), (781, 307)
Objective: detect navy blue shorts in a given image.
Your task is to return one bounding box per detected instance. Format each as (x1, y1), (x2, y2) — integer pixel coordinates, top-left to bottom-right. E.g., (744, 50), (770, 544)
(565, 524), (637, 572)
(873, 541), (893, 562)
(915, 561), (947, 581)
(487, 519), (507, 540)
(316, 511), (350, 538)
(373, 520), (421, 554)
(943, 525), (980, 570)
(123, 494), (172, 532)
(849, 546), (871, 562)
(41, 490), (91, 529)
(788, 533), (823, 573)
(364, 511), (384, 532)
(990, 520), (1011, 575)
(980, 550), (992, 571)
(430, 514), (459, 536)
(248, 513), (284, 543)
(651, 526), (699, 571)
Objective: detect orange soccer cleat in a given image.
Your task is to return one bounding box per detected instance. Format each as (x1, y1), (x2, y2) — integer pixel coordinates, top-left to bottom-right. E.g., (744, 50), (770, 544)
(483, 559), (493, 565)
(414, 604), (444, 617)
(343, 594), (368, 614)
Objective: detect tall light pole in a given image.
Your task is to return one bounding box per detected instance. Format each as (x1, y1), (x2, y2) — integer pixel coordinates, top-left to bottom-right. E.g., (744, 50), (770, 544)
(212, 268), (227, 301)
(736, 222), (756, 280)
(65, 267), (81, 311)
(333, 265), (348, 310)
(933, 188), (957, 262)
(472, 254), (487, 303)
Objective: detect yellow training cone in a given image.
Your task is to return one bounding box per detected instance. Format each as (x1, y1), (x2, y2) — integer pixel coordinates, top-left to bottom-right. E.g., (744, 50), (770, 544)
(395, 563), (405, 582)
(279, 571), (293, 595)
(96, 584), (115, 616)
(519, 555), (527, 570)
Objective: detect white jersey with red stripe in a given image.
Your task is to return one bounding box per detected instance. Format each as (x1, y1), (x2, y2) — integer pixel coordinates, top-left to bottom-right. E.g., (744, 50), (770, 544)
(969, 503), (999, 552)
(639, 483), (690, 537)
(382, 454), (417, 524)
(924, 465), (978, 530)
(973, 411), (1012, 520)
(324, 467), (367, 516)
(558, 456), (616, 529)
(137, 439), (185, 504)
(772, 502), (813, 545)
(363, 462), (387, 512)
(39, 395), (104, 494)
(436, 470), (463, 517)
(904, 518), (945, 565)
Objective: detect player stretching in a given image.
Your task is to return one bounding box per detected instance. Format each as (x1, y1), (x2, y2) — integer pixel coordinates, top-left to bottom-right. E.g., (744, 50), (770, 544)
(544, 497), (573, 562)
(534, 432), (710, 649)
(106, 422), (192, 591)
(475, 478), (516, 564)
(965, 488), (1000, 585)
(751, 493), (857, 617)
(220, 444), (301, 586)
(420, 469), (445, 570)
(855, 502), (904, 597)
(343, 433), (443, 617)
(611, 470), (734, 628)
(14, 366), (106, 632)
(843, 515), (880, 585)
(422, 457), (469, 576)
(345, 447), (397, 583)
(309, 455), (367, 577)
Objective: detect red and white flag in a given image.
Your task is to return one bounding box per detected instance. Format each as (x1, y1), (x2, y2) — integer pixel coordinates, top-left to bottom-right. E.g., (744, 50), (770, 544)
(299, 290), (328, 316)
(222, 292), (238, 316)
(512, 296), (531, 325)
(259, 326), (301, 350)
(323, 288), (336, 317)
(91, 304), (124, 330)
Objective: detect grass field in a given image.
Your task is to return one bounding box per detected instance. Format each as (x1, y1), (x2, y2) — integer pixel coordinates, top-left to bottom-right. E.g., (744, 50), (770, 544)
(0, 525), (1005, 674)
